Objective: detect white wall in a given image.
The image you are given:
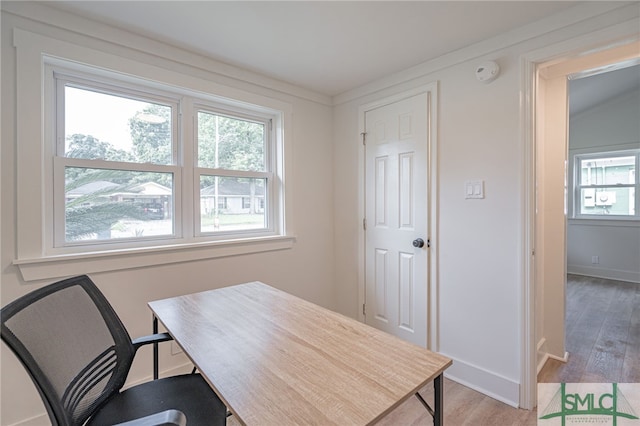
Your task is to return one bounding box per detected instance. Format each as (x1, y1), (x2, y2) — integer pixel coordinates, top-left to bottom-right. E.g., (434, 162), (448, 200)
(334, 49), (525, 409)
(333, 2), (639, 407)
(1, 5), (334, 425)
(568, 89), (640, 283)
(2, 2), (640, 424)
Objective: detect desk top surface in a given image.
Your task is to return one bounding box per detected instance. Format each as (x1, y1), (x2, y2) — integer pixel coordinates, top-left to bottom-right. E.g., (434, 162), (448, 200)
(149, 282), (451, 426)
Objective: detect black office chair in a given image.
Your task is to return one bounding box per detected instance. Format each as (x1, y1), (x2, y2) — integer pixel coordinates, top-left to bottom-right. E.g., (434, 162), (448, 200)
(1, 275), (227, 426)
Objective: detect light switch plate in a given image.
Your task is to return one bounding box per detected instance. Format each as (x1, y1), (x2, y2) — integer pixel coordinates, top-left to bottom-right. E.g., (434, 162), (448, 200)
(465, 180), (484, 199)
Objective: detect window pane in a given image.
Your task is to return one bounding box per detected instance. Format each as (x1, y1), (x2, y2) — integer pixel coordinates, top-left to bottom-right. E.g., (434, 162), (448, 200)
(200, 176), (266, 232)
(65, 86), (173, 165)
(580, 156), (635, 185)
(65, 167), (173, 242)
(580, 187), (635, 216)
(197, 112), (265, 171)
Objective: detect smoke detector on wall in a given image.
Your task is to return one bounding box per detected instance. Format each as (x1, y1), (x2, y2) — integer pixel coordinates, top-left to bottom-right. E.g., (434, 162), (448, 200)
(475, 61), (500, 83)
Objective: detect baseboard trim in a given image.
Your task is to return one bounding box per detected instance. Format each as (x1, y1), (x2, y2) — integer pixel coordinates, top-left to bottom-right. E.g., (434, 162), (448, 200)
(568, 265), (640, 284)
(536, 337), (569, 374)
(549, 351), (569, 363)
(537, 353), (550, 375)
(6, 414), (49, 426)
(537, 350), (569, 375)
(443, 356), (520, 408)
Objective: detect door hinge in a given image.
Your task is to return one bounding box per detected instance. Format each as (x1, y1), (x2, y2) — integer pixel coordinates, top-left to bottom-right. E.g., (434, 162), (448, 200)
(363, 218), (367, 230)
(362, 303), (366, 316)
(361, 132), (367, 146)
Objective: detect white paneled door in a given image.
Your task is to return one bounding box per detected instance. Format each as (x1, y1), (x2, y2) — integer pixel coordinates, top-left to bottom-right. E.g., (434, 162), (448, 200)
(364, 92), (429, 348)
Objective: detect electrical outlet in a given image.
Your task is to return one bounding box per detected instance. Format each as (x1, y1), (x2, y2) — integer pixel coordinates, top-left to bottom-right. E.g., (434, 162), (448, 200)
(171, 341), (183, 355)
(591, 256), (599, 264)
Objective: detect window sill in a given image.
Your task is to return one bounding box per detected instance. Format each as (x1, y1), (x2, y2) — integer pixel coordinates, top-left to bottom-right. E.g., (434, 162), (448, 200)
(14, 236), (296, 282)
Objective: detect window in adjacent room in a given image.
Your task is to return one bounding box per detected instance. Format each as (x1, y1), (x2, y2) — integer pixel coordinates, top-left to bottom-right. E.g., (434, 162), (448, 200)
(573, 150), (639, 218)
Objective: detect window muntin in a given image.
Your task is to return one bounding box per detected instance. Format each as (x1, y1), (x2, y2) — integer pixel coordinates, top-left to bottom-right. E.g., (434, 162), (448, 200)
(574, 151), (639, 218)
(51, 69), (281, 253)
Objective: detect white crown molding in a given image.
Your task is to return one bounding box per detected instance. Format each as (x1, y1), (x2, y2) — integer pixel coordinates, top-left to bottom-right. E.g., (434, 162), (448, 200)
(332, 2), (639, 105)
(1, 1), (333, 106)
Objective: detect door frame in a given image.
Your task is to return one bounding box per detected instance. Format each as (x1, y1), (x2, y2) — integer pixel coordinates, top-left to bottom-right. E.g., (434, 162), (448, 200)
(520, 24), (639, 409)
(357, 83), (439, 350)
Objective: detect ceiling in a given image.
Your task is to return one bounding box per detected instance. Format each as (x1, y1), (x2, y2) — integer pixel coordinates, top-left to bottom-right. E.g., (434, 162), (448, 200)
(47, 1), (581, 96)
(570, 63), (640, 117)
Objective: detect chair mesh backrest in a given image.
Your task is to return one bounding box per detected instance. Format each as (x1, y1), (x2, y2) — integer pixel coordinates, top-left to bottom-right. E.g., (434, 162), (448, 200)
(1, 275), (135, 426)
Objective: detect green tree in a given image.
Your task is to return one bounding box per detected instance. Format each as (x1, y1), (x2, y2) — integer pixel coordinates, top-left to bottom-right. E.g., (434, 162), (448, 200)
(129, 104), (172, 165)
(197, 113), (265, 214)
(197, 112), (264, 171)
(66, 134), (133, 161)
(128, 105), (173, 187)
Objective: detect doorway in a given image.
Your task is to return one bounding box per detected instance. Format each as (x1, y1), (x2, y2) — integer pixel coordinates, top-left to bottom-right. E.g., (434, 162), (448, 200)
(539, 60), (640, 382)
(523, 40), (640, 409)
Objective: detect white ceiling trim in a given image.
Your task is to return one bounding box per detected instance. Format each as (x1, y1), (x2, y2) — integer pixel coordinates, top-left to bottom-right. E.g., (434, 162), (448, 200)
(2, 2), (333, 105)
(333, 1), (637, 105)
(3, 2), (637, 107)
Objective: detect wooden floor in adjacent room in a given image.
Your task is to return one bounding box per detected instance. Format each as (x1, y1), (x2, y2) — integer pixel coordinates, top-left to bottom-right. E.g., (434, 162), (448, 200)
(538, 274), (640, 384)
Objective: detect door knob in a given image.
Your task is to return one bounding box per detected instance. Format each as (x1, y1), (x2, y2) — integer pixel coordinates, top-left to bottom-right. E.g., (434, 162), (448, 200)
(412, 238), (425, 248)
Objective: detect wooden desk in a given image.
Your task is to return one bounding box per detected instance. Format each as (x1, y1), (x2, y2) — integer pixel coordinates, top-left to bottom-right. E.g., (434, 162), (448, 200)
(149, 282), (451, 425)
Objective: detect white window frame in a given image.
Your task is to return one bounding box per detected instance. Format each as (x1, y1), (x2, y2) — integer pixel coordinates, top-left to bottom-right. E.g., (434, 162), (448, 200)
(13, 29), (294, 281)
(572, 149), (640, 220)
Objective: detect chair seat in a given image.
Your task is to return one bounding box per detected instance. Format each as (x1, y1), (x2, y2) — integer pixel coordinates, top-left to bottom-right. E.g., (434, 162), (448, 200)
(88, 374), (227, 426)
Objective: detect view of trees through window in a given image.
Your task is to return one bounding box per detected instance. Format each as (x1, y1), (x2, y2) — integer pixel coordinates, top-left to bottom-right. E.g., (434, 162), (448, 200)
(197, 111), (266, 233)
(62, 84), (267, 243)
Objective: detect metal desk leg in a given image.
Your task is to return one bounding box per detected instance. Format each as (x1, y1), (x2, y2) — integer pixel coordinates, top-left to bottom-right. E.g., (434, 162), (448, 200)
(153, 316), (159, 380)
(414, 373), (444, 425)
(434, 373), (443, 426)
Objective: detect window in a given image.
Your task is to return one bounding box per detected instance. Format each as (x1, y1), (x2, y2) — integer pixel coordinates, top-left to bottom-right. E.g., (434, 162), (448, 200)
(48, 65), (283, 253)
(573, 150), (639, 218)
(58, 81), (178, 245)
(196, 110), (270, 234)
(13, 30), (293, 280)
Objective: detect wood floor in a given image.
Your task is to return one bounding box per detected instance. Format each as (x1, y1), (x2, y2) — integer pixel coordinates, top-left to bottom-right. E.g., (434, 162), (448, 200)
(538, 274), (640, 383)
(378, 274), (639, 425)
(377, 378), (538, 426)
(227, 377), (538, 426)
